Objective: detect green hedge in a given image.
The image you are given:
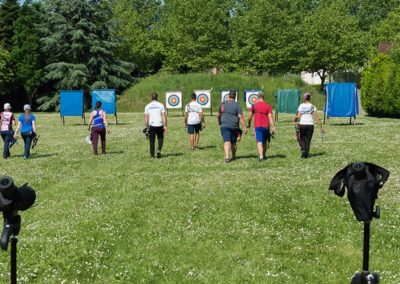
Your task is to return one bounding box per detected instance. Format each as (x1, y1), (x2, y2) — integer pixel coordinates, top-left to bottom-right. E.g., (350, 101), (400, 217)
(362, 51), (400, 117)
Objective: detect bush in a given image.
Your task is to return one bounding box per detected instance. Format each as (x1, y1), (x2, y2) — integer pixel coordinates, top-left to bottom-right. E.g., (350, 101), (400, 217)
(362, 50), (400, 117)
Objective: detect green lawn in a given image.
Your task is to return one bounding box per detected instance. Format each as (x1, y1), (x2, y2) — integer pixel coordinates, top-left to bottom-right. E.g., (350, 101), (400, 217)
(0, 112), (399, 283)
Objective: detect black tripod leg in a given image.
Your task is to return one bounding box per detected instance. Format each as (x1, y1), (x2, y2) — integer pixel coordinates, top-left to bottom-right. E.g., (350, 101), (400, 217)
(11, 236), (17, 284)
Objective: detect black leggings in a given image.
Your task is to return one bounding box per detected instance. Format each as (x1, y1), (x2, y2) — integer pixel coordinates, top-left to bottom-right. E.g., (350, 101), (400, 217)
(149, 126), (164, 157)
(299, 125), (314, 157)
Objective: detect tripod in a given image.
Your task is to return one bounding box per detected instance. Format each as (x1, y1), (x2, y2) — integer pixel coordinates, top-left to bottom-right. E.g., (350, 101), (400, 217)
(1, 212), (21, 284)
(351, 221), (379, 284)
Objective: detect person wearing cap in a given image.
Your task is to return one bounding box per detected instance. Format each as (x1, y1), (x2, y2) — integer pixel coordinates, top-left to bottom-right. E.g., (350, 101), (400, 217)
(0, 103), (16, 159)
(217, 90), (248, 163)
(184, 92), (205, 150)
(14, 104), (37, 160)
(88, 101), (110, 155)
(247, 92), (276, 161)
(144, 92), (167, 158)
(294, 92), (324, 158)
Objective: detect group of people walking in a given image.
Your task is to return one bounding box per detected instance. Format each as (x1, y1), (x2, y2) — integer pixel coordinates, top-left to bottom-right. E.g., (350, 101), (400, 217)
(142, 90), (323, 162)
(0, 91), (324, 161)
(0, 103), (37, 160)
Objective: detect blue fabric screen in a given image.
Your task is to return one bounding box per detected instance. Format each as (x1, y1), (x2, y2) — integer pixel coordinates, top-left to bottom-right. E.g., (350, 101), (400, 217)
(324, 83), (359, 117)
(60, 90), (84, 116)
(91, 89), (116, 115)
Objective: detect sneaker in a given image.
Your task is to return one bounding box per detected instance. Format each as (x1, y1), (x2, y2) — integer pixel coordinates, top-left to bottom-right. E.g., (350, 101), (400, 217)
(224, 158), (230, 163)
(23, 156), (29, 160)
(156, 152), (161, 158)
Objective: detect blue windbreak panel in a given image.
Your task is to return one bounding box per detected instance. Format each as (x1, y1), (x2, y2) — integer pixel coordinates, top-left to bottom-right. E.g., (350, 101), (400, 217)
(60, 90), (84, 116)
(91, 89), (116, 115)
(324, 83), (359, 117)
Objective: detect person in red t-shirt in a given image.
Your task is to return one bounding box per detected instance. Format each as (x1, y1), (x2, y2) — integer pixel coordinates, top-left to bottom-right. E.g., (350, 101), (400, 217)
(247, 93), (276, 161)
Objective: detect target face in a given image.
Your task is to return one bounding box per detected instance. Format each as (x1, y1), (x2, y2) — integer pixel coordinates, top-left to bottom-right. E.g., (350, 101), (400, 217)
(221, 90), (237, 102)
(197, 93), (209, 106)
(166, 91), (182, 109)
(245, 91), (260, 109)
(194, 90), (211, 108)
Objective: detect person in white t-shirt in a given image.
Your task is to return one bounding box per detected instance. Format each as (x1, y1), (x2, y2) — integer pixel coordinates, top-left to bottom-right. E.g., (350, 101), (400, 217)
(293, 93), (324, 158)
(144, 92), (167, 158)
(184, 93), (206, 150)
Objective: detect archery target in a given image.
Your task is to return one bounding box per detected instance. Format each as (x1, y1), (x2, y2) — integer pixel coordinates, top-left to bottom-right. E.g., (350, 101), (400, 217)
(194, 90), (211, 108)
(245, 91), (260, 109)
(166, 91), (182, 109)
(221, 90), (238, 102)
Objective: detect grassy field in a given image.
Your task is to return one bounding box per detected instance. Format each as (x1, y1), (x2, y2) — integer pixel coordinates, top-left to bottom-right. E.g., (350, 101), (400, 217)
(118, 73), (325, 112)
(0, 112), (399, 283)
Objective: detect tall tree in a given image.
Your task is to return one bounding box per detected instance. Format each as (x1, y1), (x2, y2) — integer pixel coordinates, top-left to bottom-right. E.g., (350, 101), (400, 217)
(0, 0), (20, 50)
(297, 0), (367, 88)
(229, 0), (308, 74)
(113, 0), (163, 76)
(160, 0), (231, 73)
(0, 46), (12, 93)
(11, 1), (47, 105)
(40, 0), (133, 93)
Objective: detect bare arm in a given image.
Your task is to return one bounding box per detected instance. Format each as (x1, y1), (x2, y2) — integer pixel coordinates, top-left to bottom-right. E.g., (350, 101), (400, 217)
(102, 112), (110, 133)
(268, 113), (276, 133)
(293, 111), (301, 124)
(217, 112), (222, 126)
(184, 112), (188, 126)
(247, 111), (253, 128)
(32, 120), (37, 133)
(313, 112), (324, 130)
(162, 112), (167, 131)
(144, 114), (149, 127)
(14, 121), (21, 136)
(239, 114), (248, 134)
(88, 112), (94, 129)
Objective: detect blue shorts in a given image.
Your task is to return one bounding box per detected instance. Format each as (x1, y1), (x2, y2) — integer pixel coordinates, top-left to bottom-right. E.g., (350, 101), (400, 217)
(221, 127), (238, 144)
(255, 127), (270, 144)
(187, 123), (202, 134)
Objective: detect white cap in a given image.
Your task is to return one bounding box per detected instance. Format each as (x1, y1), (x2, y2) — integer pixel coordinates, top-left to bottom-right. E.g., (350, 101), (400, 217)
(23, 104), (31, 111)
(3, 103), (11, 110)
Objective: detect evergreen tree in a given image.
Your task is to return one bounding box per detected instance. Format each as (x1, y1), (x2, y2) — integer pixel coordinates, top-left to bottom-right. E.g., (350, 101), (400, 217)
(0, 46), (12, 93)
(11, 1), (47, 105)
(40, 0), (133, 93)
(0, 0), (20, 50)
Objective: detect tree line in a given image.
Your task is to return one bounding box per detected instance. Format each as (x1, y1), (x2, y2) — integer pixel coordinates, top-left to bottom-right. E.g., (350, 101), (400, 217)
(0, 0), (400, 111)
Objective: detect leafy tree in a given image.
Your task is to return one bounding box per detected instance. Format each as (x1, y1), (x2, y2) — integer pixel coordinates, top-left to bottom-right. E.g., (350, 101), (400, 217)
(40, 0), (134, 95)
(11, 1), (47, 105)
(159, 0), (231, 73)
(0, 46), (12, 93)
(113, 0), (163, 76)
(229, 0), (307, 74)
(297, 0), (367, 88)
(0, 0), (20, 50)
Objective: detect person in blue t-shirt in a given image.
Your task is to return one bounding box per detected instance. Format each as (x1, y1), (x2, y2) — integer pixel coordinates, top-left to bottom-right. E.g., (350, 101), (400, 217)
(14, 104), (37, 160)
(88, 101), (110, 155)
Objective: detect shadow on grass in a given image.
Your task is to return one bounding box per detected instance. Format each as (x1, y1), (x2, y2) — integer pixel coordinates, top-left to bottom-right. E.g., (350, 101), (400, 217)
(198, 145), (216, 150)
(106, 150), (125, 155)
(30, 153), (58, 159)
(161, 153), (184, 158)
(328, 122), (364, 126)
(268, 154), (287, 159)
(309, 152), (325, 157)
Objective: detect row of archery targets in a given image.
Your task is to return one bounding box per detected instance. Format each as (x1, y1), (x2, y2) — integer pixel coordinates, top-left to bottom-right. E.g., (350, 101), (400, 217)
(59, 83), (359, 124)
